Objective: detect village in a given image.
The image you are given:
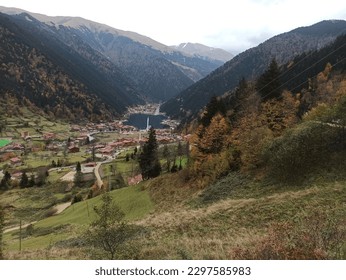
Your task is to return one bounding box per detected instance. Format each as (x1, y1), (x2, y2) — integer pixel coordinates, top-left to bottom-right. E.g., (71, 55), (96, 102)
(0, 107), (188, 188)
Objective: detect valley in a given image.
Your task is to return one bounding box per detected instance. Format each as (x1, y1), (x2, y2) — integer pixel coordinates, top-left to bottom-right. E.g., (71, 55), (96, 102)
(0, 102), (183, 224)
(0, 6), (345, 261)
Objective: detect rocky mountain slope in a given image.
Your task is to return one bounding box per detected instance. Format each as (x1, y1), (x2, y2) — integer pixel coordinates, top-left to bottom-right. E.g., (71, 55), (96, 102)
(171, 42), (233, 63)
(162, 20), (346, 119)
(1, 6), (226, 102)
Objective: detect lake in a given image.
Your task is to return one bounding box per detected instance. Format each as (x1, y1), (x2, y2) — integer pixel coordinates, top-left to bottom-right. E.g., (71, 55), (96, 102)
(124, 114), (168, 130)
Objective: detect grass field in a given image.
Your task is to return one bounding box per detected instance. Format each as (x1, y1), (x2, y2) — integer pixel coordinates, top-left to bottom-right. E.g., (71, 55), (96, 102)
(2, 170), (346, 259)
(135, 174), (346, 259)
(3, 184), (154, 253)
(0, 139), (11, 147)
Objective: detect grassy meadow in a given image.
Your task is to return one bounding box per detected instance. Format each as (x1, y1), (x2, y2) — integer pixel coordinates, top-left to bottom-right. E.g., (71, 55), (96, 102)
(2, 170), (345, 259)
(3, 184), (153, 257)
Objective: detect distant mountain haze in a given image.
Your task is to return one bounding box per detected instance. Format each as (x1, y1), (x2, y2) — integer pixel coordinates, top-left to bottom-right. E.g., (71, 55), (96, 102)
(171, 42), (233, 63)
(161, 20), (346, 119)
(0, 6), (228, 103)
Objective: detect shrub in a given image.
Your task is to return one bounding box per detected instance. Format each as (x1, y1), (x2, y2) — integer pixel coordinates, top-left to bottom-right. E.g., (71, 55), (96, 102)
(71, 193), (83, 204)
(262, 121), (344, 183)
(230, 211), (346, 260)
(197, 172), (252, 205)
(41, 208), (58, 218)
(84, 193), (141, 259)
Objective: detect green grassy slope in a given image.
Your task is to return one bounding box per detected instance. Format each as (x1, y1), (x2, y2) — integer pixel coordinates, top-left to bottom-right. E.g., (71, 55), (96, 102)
(3, 184), (153, 253)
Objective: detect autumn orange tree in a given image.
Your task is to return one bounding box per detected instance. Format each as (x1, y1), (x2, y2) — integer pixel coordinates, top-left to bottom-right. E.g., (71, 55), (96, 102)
(229, 88), (300, 171)
(190, 113), (231, 187)
(260, 90), (299, 136)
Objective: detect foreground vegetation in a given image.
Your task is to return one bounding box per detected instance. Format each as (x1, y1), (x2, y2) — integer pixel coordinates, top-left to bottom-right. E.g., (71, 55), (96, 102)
(1, 171), (345, 259)
(1, 47), (346, 259)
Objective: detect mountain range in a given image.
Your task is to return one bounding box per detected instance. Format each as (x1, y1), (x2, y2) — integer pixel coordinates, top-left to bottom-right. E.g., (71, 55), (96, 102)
(161, 20), (346, 119)
(171, 42), (233, 64)
(1, 6), (346, 122)
(0, 6), (229, 105)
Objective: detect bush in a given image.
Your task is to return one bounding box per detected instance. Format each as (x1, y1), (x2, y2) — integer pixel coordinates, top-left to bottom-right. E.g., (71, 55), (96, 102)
(26, 224), (35, 236)
(84, 193), (141, 259)
(230, 211), (346, 260)
(71, 193), (83, 204)
(111, 173), (127, 190)
(262, 121), (345, 183)
(60, 193), (72, 203)
(41, 208), (58, 218)
(197, 172), (252, 205)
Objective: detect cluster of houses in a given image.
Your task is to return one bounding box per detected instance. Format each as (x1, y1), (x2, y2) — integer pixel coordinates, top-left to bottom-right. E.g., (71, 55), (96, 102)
(70, 121), (136, 134)
(0, 142), (25, 167)
(0, 117), (187, 174)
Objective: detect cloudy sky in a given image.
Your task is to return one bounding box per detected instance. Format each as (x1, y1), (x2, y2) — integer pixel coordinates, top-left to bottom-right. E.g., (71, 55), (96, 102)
(1, 0), (346, 54)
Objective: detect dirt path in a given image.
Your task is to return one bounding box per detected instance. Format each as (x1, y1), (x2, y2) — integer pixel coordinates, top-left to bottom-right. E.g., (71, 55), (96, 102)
(94, 162), (103, 188)
(60, 171), (76, 182)
(3, 202), (71, 233)
(4, 221), (37, 233)
(54, 202), (71, 214)
(94, 156), (113, 189)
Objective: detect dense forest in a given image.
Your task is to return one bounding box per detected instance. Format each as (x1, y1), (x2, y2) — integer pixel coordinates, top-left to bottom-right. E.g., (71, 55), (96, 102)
(0, 12), (144, 121)
(184, 34), (346, 187)
(162, 20), (346, 121)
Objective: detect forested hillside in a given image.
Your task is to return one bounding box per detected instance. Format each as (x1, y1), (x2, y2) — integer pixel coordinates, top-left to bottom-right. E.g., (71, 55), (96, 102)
(0, 13), (146, 121)
(162, 20), (346, 120)
(182, 32), (346, 188)
(0, 7), (229, 103)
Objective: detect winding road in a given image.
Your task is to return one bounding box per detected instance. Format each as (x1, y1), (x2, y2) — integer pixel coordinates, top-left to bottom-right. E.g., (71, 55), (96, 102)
(94, 155), (114, 189)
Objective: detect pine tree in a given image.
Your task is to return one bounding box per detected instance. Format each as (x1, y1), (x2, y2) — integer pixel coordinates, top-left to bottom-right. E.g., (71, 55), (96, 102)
(0, 171), (11, 190)
(139, 127), (161, 179)
(200, 96), (226, 127)
(28, 174), (35, 188)
(19, 172), (29, 188)
(76, 162), (82, 173)
(74, 162), (83, 187)
(256, 58), (282, 100)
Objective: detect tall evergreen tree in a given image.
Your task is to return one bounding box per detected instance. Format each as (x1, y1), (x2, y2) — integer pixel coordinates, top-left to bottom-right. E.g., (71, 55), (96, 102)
(0, 171), (11, 190)
(74, 162), (83, 187)
(19, 172), (29, 188)
(28, 174), (35, 188)
(76, 162), (82, 173)
(200, 96), (226, 128)
(256, 58), (282, 100)
(139, 127), (161, 179)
